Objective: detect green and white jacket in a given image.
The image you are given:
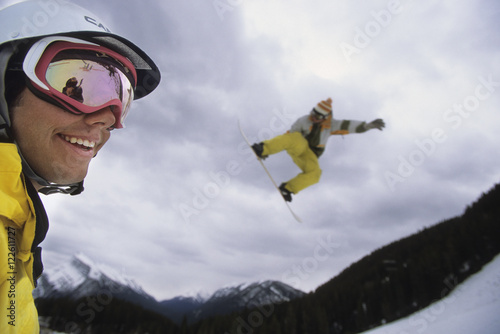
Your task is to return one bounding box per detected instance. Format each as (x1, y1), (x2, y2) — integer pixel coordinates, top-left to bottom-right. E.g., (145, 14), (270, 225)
(290, 115), (369, 157)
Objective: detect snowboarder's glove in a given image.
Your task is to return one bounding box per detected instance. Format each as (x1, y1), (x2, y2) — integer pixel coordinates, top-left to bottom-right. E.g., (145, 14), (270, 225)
(365, 119), (385, 131)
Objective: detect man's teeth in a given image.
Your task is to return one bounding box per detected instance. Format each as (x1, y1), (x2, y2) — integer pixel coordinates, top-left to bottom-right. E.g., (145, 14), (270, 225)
(64, 136), (95, 148)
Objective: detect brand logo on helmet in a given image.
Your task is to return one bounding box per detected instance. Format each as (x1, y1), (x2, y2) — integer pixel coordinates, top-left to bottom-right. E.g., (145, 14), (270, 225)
(84, 16), (111, 33)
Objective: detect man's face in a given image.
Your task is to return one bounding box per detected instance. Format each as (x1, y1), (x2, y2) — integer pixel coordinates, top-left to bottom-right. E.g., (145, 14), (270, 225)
(10, 88), (115, 185)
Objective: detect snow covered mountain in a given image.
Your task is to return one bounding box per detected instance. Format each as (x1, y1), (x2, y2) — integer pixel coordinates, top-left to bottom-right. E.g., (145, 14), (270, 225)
(34, 254), (305, 324)
(192, 280), (305, 321)
(158, 280), (305, 323)
(33, 253), (158, 310)
(206, 280), (304, 310)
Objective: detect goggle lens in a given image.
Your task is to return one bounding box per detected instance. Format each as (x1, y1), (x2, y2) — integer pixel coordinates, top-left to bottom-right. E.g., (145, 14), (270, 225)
(45, 58), (134, 126)
(24, 38), (138, 129)
(311, 109), (327, 120)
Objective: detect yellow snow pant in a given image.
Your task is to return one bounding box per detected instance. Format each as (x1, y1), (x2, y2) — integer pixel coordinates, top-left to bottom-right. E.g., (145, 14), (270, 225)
(262, 132), (322, 194)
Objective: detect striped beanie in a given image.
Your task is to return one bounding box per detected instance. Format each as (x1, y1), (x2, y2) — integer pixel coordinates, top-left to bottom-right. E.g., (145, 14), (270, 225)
(313, 98), (332, 116)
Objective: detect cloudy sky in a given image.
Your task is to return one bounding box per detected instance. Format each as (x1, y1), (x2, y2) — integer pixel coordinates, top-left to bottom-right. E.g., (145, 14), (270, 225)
(2, 0), (499, 300)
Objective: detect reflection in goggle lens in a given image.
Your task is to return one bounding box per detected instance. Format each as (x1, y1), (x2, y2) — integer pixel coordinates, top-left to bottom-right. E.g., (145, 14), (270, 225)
(46, 58), (133, 113)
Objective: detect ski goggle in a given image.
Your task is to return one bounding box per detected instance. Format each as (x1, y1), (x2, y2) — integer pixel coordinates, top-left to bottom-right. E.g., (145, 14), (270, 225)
(310, 108), (329, 120)
(23, 36), (137, 129)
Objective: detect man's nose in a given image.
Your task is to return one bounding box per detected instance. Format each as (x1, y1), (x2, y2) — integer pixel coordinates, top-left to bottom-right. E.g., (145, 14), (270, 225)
(84, 107), (117, 128)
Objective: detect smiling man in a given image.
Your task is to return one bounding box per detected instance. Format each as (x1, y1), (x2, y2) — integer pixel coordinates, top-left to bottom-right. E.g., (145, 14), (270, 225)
(0, 1), (160, 332)
(10, 84), (115, 187)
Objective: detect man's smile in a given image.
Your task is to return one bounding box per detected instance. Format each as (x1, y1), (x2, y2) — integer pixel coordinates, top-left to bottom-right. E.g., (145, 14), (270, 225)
(61, 134), (96, 149)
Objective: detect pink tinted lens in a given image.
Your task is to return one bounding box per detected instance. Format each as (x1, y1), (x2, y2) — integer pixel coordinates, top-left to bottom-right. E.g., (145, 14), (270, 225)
(45, 58), (134, 126)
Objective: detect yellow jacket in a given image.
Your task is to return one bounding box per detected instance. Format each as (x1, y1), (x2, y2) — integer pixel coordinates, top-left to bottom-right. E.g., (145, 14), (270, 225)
(1, 143), (47, 333)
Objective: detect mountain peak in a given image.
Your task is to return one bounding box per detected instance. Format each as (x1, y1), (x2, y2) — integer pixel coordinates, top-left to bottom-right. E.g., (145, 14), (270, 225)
(34, 255), (305, 326)
(33, 253), (151, 301)
(157, 280), (305, 324)
(208, 279), (303, 303)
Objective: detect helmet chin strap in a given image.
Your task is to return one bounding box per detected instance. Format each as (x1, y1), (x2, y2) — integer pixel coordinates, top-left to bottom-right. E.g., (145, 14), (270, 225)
(16, 143), (84, 196)
(38, 182), (84, 196)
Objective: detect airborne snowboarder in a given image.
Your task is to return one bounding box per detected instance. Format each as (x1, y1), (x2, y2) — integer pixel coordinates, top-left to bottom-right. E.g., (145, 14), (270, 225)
(251, 98), (385, 202)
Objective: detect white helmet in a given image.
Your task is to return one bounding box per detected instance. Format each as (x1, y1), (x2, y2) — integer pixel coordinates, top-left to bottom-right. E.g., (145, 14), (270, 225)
(0, 0), (160, 99)
(0, 0), (161, 194)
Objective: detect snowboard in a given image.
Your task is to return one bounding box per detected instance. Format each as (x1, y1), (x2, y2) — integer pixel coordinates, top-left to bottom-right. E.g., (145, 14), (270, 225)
(238, 120), (302, 223)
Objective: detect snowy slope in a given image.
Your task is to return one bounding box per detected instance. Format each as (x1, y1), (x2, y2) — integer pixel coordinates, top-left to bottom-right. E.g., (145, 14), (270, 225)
(361, 255), (500, 334)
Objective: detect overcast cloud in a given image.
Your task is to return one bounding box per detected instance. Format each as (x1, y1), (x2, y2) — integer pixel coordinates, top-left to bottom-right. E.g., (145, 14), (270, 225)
(1, 0), (499, 300)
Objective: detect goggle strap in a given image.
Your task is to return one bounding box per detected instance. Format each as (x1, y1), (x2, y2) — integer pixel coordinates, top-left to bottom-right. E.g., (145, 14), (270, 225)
(17, 144), (84, 195)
